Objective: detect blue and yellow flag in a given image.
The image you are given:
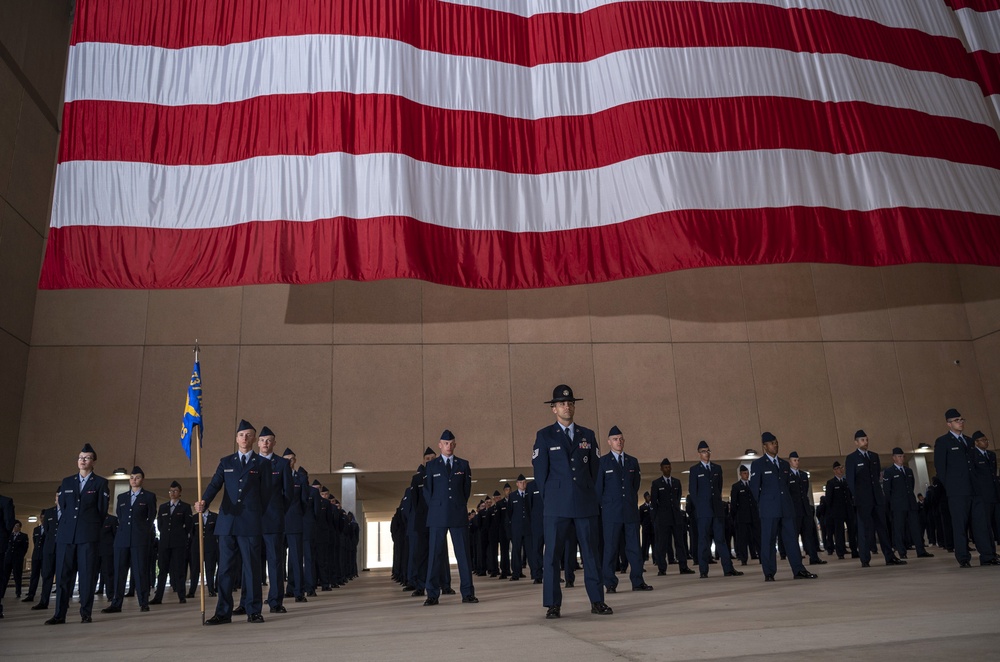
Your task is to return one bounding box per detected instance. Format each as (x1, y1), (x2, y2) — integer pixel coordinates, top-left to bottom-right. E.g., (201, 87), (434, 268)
(180, 359), (203, 460)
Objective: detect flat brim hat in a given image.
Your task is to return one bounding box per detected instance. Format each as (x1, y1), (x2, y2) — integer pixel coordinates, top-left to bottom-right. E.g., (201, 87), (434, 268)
(545, 384), (581, 404)
(945, 408), (961, 420)
(891, 447), (904, 455)
(761, 432), (776, 443)
(971, 431), (986, 441)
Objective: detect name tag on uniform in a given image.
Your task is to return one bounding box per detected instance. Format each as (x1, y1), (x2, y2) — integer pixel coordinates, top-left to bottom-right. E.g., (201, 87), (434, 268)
(550, 446), (561, 451)
(951, 447), (961, 451)
(62, 490), (72, 494)
(764, 471), (773, 475)
(857, 463), (865, 467)
(433, 473), (441, 477)
(225, 469), (234, 472)
(605, 469), (614, 473)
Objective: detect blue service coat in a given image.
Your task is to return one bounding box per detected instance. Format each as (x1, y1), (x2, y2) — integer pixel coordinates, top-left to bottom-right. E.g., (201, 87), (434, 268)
(114, 489), (156, 547)
(422, 455), (472, 528)
(882, 464), (919, 512)
(531, 422), (600, 518)
(595, 452), (641, 523)
(845, 449), (886, 507)
(56, 473), (110, 544)
(687, 461), (726, 519)
(259, 454), (293, 534)
(934, 432), (974, 497)
(201, 452), (265, 536)
(284, 467), (311, 534)
(749, 456), (796, 519)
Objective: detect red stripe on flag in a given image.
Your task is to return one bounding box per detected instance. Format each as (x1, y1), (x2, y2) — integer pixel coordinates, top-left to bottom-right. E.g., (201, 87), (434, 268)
(39, 208), (1000, 290)
(943, 1), (1000, 11)
(70, 0), (990, 93)
(58, 95), (1000, 171)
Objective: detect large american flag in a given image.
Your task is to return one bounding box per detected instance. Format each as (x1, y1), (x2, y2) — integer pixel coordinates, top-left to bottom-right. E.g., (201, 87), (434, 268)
(39, 0), (1000, 290)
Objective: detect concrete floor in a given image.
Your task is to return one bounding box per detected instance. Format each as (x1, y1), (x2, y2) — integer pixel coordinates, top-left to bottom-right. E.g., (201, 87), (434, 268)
(2, 552), (999, 661)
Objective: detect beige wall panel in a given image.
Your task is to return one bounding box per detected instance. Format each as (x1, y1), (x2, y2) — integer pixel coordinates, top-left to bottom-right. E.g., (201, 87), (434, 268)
(145, 288), (244, 345)
(333, 280), (422, 344)
(237, 345), (333, 474)
(5, 95), (58, 235)
(507, 286), (592, 344)
(134, 345), (241, 481)
(422, 344), (513, 469)
(958, 265), (1000, 339)
(824, 342), (911, 456)
(883, 265), (969, 341)
(31, 289), (149, 346)
(422, 283), (509, 344)
(0, 2), (31, 64)
(812, 264), (892, 341)
(750, 343), (838, 457)
(0, 60), (24, 193)
(0, 332), (28, 481)
(895, 341), (989, 447)
(18, 0), (72, 121)
(664, 266), (747, 342)
(332, 344), (423, 473)
(0, 203), (42, 343)
(508, 344), (596, 466)
(591, 344), (679, 462)
(973, 334), (1000, 439)
(241, 283), (333, 344)
(16, 346), (144, 482)
(673, 343), (758, 463)
(588, 276), (671, 343)
(742, 264), (823, 342)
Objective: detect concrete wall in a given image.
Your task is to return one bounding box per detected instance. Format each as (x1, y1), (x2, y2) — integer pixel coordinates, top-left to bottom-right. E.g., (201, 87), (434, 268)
(0, 0), (73, 482)
(15, 263), (1000, 488)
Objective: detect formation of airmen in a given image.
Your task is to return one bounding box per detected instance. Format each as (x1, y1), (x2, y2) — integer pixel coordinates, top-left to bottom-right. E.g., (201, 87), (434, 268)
(0, 421), (359, 624)
(1, 396), (998, 623)
(390, 390), (1000, 619)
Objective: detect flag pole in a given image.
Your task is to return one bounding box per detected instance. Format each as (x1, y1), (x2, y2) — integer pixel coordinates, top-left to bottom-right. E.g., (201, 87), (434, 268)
(194, 341), (206, 625)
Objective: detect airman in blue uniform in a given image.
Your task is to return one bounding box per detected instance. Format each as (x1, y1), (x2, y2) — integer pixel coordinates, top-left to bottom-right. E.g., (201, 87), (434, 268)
(688, 440), (741, 578)
(46, 443), (110, 624)
(883, 447), (933, 560)
(151, 481), (193, 604)
(255, 427), (293, 613)
(845, 430), (905, 567)
(102, 466), (156, 614)
(531, 384), (612, 619)
(282, 447), (311, 602)
(196, 419), (266, 624)
(595, 425), (653, 592)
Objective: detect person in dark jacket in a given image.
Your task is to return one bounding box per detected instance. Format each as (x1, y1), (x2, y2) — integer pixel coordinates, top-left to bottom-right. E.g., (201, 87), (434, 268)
(102, 466), (156, 614)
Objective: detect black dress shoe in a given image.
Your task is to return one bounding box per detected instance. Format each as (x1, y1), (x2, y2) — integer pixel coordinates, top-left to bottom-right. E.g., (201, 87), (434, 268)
(679, 568), (696, 575)
(295, 596), (308, 603)
(205, 614), (231, 625)
(233, 606), (247, 616)
(284, 591), (294, 598)
(306, 591), (317, 597)
(724, 570), (744, 577)
(140, 606), (150, 612)
(31, 603), (48, 610)
(632, 583), (654, 591)
(810, 559), (828, 565)
(564, 581), (574, 588)
(411, 589), (425, 597)
(959, 561), (972, 567)
(209, 590), (217, 597)
(656, 570), (667, 576)
(917, 552), (934, 558)
(442, 588), (456, 595)
(179, 597), (187, 603)
(980, 558), (1000, 566)
(740, 561), (747, 566)
(545, 606), (561, 619)
(81, 615), (93, 623)
(861, 562), (871, 568)
(44, 617), (66, 625)
(22, 597), (34, 603)
(462, 595), (479, 603)
(794, 570), (818, 579)
(606, 585), (617, 593)
(886, 558), (907, 566)
(533, 579), (543, 584)
(248, 613), (265, 623)
(187, 592), (196, 598)
(764, 575), (775, 582)
(402, 585), (415, 592)
(591, 601), (614, 615)
(269, 605), (287, 613)
(101, 606), (122, 614)
(423, 597), (439, 606)
(699, 573), (709, 579)
(149, 597), (162, 605)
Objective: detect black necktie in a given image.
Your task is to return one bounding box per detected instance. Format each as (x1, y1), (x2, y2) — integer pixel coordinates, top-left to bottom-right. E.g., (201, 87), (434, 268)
(446, 459), (452, 474)
(241, 454), (248, 468)
(619, 454), (624, 468)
